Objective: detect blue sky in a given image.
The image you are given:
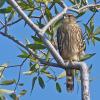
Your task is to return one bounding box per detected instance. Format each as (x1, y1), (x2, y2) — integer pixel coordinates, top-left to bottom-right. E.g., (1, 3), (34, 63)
(0, 1), (100, 100)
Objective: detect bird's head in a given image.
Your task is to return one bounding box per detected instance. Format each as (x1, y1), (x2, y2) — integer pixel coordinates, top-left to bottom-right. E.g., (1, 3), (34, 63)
(63, 14), (76, 24)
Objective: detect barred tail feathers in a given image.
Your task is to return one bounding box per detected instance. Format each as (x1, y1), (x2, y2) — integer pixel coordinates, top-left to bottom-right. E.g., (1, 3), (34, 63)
(66, 69), (74, 92)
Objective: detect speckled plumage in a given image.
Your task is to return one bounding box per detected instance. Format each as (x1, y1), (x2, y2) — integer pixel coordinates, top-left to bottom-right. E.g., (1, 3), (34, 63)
(57, 14), (85, 92)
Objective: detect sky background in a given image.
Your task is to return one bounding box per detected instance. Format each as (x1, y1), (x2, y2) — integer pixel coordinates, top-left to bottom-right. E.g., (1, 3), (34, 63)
(0, 0), (100, 100)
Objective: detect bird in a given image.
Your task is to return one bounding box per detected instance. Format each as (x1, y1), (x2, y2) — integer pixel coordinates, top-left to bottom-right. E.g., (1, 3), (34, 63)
(57, 14), (85, 92)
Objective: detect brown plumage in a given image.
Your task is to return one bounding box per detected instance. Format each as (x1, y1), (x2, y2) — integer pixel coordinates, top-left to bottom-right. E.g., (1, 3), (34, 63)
(57, 14), (85, 92)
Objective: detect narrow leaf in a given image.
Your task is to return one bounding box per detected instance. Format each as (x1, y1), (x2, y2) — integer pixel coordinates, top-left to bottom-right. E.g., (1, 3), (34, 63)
(89, 18), (94, 32)
(80, 53), (96, 61)
(18, 49), (29, 58)
(19, 90), (27, 96)
(57, 71), (66, 79)
(56, 82), (61, 93)
(83, 24), (91, 33)
(94, 36), (100, 41)
(94, 27), (100, 35)
(76, 12), (85, 18)
(41, 70), (55, 79)
(31, 36), (43, 44)
(0, 95), (6, 100)
(27, 44), (46, 50)
(38, 76), (45, 89)
(0, 80), (16, 85)
(31, 77), (37, 93)
(0, 89), (14, 94)
(0, 7), (13, 13)
(10, 93), (19, 100)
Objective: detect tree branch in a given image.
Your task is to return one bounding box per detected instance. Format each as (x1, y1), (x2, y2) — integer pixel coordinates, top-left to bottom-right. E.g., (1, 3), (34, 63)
(4, 1), (92, 100)
(0, 31), (64, 69)
(68, 4), (100, 13)
(7, 0), (66, 65)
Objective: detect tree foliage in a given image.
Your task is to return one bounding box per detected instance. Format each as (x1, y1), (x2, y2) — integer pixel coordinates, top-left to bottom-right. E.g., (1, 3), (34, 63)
(0, 0), (100, 99)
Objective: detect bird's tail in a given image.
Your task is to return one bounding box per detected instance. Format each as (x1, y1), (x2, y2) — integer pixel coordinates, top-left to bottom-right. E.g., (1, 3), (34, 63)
(66, 68), (74, 92)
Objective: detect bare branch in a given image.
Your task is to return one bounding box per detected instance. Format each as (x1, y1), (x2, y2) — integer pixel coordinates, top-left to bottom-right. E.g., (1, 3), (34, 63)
(0, 18), (22, 30)
(68, 4), (100, 13)
(65, 62), (90, 100)
(14, 55), (29, 91)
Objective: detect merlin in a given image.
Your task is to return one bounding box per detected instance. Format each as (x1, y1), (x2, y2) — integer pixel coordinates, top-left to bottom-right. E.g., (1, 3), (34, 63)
(57, 14), (85, 92)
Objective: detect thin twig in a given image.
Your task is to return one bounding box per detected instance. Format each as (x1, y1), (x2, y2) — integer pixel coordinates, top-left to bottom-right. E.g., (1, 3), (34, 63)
(14, 55), (30, 91)
(40, 3), (48, 24)
(68, 4), (100, 13)
(0, 18), (22, 30)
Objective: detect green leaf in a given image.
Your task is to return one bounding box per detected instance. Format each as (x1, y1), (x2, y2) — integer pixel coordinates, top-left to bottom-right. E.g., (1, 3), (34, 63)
(18, 2), (34, 11)
(23, 71), (33, 75)
(94, 36), (100, 41)
(0, 89), (14, 94)
(89, 7), (98, 12)
(56, 82), (61, 93)
(0, 95), (6, 100)
(18, 49), (29, 58)
(54, 0), (60, 3)
(69, 0), (76, 4)
(41, 70), (55, 79)
(76, 12), (85, 18)
(18, 83), (24, 86)
(31, 77), (37, 93)
(57, 71), (66, 79)
(83, 24), (91, 33)
(80, 53), (96, 61)
(91, 37), (96, 45)
(94, 27), (100, 35)
(89, 18), (94, 32)
(0, 64), (8, 71)
(38, 76), (45, 89)
(7, 11), (15, 22)
(30, 64), (37, 71)
(31, 36), (43, 44)
(27, 44), (46, 50)
(27, 0), (34, 6)
(10, 93), (19, 100)
(0, 80), (16, 85)
(37, 21), (45, 28)
(46, 51), (50, 61)
(19, 90), (27, 96)
(0, 7), (13, 13)
(45, 7), (52, 21)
